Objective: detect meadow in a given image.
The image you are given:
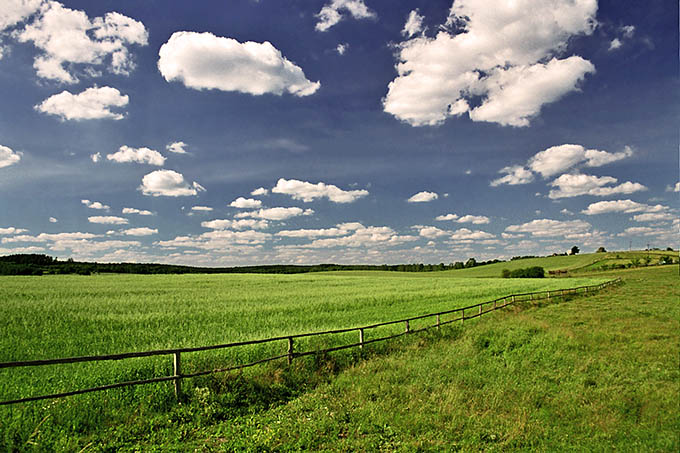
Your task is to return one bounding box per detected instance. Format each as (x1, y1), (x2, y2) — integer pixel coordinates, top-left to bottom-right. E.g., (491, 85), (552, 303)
(0, 256), (676, 451)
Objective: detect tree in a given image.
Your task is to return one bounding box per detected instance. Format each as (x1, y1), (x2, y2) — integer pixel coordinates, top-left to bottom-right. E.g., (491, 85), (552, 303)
(570, 246), (580, 255)
(596, 247), (606, 253)
(464, 257), (477, 268)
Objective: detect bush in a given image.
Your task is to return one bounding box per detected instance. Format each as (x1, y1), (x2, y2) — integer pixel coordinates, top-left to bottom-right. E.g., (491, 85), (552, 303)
(504, 266), (545, 278)
(501, 269), (511, 278)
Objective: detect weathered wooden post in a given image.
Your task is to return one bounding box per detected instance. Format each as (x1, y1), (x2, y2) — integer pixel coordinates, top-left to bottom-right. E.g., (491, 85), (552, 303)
(436, 314), (440, 329)
(405, 320), (410, 333)
(359, 328), (364, 349)
(479, 303), (482, 315)
(461, 308), (465, 324)
(173, 352), (181, 401)
(287, 337), (294, 365)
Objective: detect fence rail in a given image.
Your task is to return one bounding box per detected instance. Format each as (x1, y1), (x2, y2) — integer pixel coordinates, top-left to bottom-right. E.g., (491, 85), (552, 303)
(0, 278), (621, 406)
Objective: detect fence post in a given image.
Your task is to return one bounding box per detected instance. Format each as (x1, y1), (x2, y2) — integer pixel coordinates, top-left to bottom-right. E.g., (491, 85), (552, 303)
(479, 304), (482, 315)
(436, 314), (440, 329)
(359, 328), (364, 349)
(173, 352), (181, 401)
(511, 295), (515, 304)
(493, 299), (497, 310)
(405, 320), (410, 333)
(461, 308), (465, 324)
(287, 337), (294, 365)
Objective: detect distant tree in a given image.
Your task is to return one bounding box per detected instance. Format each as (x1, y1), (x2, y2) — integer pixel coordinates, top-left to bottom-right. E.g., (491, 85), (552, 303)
(596, 247), (606, 253)
(501, 269), (511, 278)
(453, 262), (464, 269)
(464, 258), (477, 268)
(570, 246), (580, 255)
(666, 247), (674, 251)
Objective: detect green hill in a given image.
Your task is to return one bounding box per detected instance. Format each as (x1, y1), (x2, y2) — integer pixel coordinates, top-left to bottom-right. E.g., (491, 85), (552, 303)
(446, 250), (677, 278)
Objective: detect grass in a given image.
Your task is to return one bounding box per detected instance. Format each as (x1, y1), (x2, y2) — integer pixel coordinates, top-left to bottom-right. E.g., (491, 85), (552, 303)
(0, 264), (676, 451)
(447, 250), (677, 277)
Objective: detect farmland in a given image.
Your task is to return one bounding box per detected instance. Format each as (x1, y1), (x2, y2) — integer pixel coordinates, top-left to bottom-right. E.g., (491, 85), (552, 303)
(0, 256), (677, 451)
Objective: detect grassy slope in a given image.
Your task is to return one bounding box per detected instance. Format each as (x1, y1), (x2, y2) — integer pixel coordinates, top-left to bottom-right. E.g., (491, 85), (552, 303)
(165, 265), (678, 452)
(446, 250), (677, 277)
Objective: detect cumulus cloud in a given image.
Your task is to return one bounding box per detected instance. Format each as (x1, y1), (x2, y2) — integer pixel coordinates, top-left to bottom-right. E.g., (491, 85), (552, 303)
(122, 207), (154, 216)
(402, 9), (424, 38)
(666, 182), (680, 192)
(0, 227), (28, 235)
(272, 178), (368, 203)
(450, 228), (495, 240)
(632, 213), (675, 223)
(15, 1), (147, 83)
(0, 145), (22, 168)
(407, 191), (438, 203)
(49, 217), (58, 223)
(235, 207), (314, 221)
(383, 0), (597, 127)
(201, 219), (269, 230)
(608, 38), (622, 51)
(251, 187), (269, 196)
(139, 170), (205, 197)
(505, 219), (591, 237)
(276, 226), (349, 238)
(435, 213), (490, 224)
(35, 86), (128, 121)
(413, 225), (450, 239)
(166, 141), (188, 154)
(548, 173), (647, 199)
(88, 215), (128, 225)
(490, 165), (534, 187)
(229, 197), (262, 209)
(90, 152), (101, 163)
(190, 206), (212, 212)
(0, 0), (42, 32)
(301, 225), (416, 249)
(81, 199), (109, 210)
(157, 230), (272, 249)
(336, 43), (348, 55)
(106, 145), (165, 166)
(120, 227), (157, 236)
(582, 199), (668, 215)
(158, 31), (320, 97)
(315, 0), (376, 32)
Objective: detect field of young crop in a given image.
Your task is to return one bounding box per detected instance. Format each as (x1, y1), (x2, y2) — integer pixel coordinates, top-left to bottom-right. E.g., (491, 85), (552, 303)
(0, 271), (611, 450)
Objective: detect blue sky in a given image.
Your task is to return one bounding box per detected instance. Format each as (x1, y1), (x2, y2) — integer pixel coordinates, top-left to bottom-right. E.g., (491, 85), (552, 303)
(0, 0), (677, 266)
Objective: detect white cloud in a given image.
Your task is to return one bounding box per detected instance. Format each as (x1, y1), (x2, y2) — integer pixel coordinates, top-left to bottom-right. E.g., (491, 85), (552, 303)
(505, 219), (591, 237)
(251, 187), (269, 196)
(0, 227), (28, 235)
(120, 227), (157, 236)
(90, 152), (101, 163)
(106, 145), (165, 166)
(402, 9), (424, 38)
(560, 208), (574, 216)
(336, 43), (348, 55)
(276, 226), (349, 238)
(190, 206), (212, 212)
(0, 0), (42, 32)
(435, 213), (490, 224)
(618, 226), (665, 237)
(413, 225), (450, 239)
(229, 197), (262, 209)
(158, 230), (272, 249)
(450, 228), (495, 240)
(315, 0), (376, 32)
(383, 0), (597, 127)
(139, 169), (205, 197)
(272, 178), (368, 203)
(0, 145), (22, 168)
(201, 219), (269, 230)
(88, 215), (128, 225)
(35, 86), (128, 121)
(529, 144), (633, 178)
(303, 225), (416, 249)
(632, 213), (675, 223)
(235, 207), (314, 221)
(582, 199), (669, 215)
(407, 191), (438, 203)
(548, 173), (647, 199)
(608, 38), (622, 51)
(16, 1), (147, 83)
(81, 199), (109, 210)
(122, 207), (154, 216)
(158, 31), (320, 97)
(490, 165), (534, 187)
(456, 215), (490, 225)
(666, 182), (680, 192)
(621, 25), (635, 39)
(49, 217), (58, 223)
(166, 141), (188, 154)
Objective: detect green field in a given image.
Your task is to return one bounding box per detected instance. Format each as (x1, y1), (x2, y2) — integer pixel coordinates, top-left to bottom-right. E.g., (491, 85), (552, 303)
(446, 250), (677, 277)
(0, 262), (676, 451)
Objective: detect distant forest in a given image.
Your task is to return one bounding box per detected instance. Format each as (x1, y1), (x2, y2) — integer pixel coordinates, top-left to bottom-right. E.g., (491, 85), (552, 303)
(0, 254), (509, 276)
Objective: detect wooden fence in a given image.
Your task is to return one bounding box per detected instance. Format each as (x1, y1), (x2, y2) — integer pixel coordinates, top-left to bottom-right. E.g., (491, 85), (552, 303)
(0, 278), (621, 406)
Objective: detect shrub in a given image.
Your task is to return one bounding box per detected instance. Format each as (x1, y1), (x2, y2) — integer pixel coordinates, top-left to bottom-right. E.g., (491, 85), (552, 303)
(501, 269), (511, 278)
(506, 266), (545, 278)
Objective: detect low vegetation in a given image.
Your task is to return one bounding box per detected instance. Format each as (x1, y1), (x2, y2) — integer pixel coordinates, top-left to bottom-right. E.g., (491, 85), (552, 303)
(0, 256), (677, 451)
(501, 266), (545, 278)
